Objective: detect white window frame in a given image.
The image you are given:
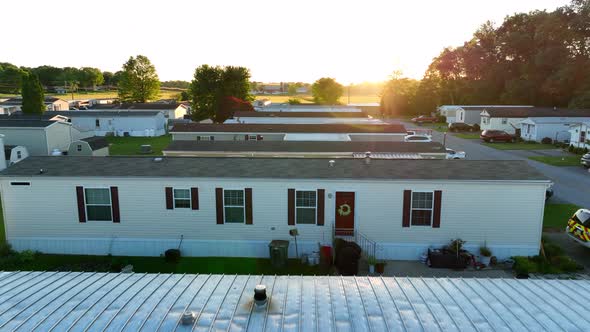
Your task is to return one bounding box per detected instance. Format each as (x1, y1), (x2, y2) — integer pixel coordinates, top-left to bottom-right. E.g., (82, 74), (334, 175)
(410, 191), (434, 227)
(197, 135), (214, 141)
(173, 188), (191, 209)
(248, 134), (258, 141)
(295, 190), (317, 225)
(16, 151), (21, 159)
(223, 189), (245, 224)
(581, 131), (586, 143)
(84, 187), (112, 222)
(77, 144), (82, 152)
(95, 119), (100, 127)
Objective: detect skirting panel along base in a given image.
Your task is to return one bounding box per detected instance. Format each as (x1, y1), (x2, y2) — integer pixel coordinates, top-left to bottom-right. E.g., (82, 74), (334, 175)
(8, 237), (323, 258)
(9, 237), (539, 261)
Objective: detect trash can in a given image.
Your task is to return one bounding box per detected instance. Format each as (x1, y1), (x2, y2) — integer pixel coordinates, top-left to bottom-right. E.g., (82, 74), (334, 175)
(269, 240), (289, 269)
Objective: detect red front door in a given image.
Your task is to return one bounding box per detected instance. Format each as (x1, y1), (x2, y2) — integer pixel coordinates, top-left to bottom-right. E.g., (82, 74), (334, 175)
(335, 192), (355, 236)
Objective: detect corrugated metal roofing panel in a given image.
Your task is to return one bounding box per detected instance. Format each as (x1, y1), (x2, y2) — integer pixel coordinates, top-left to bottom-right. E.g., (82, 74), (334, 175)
(0, 272), (588, 331)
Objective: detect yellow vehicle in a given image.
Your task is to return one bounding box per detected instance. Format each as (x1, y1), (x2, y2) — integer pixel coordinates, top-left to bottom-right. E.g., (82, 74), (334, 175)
(566, 209), (590, 246)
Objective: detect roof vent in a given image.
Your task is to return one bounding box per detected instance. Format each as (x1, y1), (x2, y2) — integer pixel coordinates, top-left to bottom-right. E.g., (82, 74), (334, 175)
(254, 285), (268, 307)
(329, 160), (335, 167)
(180, 311), (195, 325)
(364, 151), (371, 165)
(153, 157), (163, 162)
(39, 168), (45, 174)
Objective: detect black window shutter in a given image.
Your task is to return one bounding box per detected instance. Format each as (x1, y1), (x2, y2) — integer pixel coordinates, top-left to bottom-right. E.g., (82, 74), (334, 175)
(165, 187), (173, 210)
(288, 189), (295, 225)
(256, 135), (262, 141)
(245, 188), (253, 224)
(110, 187), (120, 223)
(244, 134), (249, 141)
(76, 186), (86, 223)
(216, 188), (224, 224)
(317, 189), (325, 226)
(402, 190), (411, 227)
(191, 187), (199, 210)
(433, 190), (442, 228)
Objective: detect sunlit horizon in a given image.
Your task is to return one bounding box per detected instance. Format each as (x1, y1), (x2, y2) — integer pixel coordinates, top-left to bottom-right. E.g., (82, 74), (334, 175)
(1, 0), (569, 84)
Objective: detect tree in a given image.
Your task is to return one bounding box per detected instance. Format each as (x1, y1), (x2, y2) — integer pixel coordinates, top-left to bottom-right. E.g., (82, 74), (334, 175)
(117, 55), (160, 102)
(0, 63), (25, 93)
(216, 96), (254, 123)
(188, 65), (253, 122)
(380, 77), (419, 117)
(311, 78), (343, 104)
(21, 72), (45, 114)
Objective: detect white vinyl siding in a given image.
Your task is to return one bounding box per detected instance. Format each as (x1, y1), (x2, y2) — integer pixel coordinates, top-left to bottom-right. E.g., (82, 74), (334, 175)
(173, 189), (191, 208)
(84, 188), (112, 221)
(296, 190), (316, 224)
(411, 192), (433, 226)
(0, 178), (547, 260)
(224, 189), (245, 223)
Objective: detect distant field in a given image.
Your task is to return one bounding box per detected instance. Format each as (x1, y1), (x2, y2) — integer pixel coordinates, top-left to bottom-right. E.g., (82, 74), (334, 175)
(1, 91), (381, 105)
(0, 90), (180, 101)
(257, 94), (380, 105)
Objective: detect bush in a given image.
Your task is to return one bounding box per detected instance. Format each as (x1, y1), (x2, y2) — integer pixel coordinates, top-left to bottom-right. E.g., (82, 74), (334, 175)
(569, 145), (575, 153)
(513, 256), (535, 275)
(0, 243), (14, 257)
(165, 249), (181, 263)
(479, 246), (491, 257)
(543, 241), (564, 258)
(436, 115), (447, 123)
(541, 137), (553, 144)
(18, 250), (35, 263)
(287, 98), (301, 105)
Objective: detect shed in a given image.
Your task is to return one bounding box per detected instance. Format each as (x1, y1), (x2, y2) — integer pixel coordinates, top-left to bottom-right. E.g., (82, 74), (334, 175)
(0, 118), (75, 155)
(3, 145), (28, 165)
(68, 136), (109, 156)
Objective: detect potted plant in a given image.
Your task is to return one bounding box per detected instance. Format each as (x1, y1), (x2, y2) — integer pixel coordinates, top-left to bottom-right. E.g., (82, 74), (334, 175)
(375, 260), (386, 274)
(367, 255), (377, 274)
(479, 246), (492, 266)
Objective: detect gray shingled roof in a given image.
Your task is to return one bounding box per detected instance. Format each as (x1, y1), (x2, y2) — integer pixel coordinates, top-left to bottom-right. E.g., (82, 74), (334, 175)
(164, 141), (446, 153)
(90, 102), (182, 110)
(484, 107), (590, 118)
(0, 119), (55, 128)
(171, 123), (407, 134)
(51, 110), (162, 117)
(0, 156), (548, 181)
(80, 136), (109, 150)
(232, 111), (369, 118)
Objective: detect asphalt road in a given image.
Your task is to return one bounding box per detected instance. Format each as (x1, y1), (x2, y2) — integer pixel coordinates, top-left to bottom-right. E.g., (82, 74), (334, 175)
(398, 121), (590, 208)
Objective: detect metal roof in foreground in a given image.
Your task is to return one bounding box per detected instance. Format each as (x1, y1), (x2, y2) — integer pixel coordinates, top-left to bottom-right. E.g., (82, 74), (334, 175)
(0, 271), (586, 331)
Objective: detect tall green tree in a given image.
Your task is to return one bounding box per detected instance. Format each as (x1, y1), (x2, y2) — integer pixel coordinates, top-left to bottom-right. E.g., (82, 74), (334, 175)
(311, 78), (343, 105)
(21, 72), (45, 114)
(0, 63), (25, 93)
(188, 65), (252, 122)
(117, 55), (160, 102)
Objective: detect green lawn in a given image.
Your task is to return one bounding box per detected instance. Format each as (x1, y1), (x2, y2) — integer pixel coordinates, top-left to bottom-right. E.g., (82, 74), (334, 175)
(544, 203), (580, 230)
(106, 135), (172, 156)
(483, 142), (557, 150)
(0, 253), (328, 275)
(453, 133), (480, 139)
(529, 155), (581, 167)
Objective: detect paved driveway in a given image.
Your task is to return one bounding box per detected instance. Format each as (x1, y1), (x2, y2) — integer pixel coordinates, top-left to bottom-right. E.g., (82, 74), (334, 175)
(396, 120), (590, 207)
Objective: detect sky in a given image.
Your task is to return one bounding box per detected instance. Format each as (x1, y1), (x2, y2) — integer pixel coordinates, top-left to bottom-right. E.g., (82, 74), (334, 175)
(1, 0), (570, 84)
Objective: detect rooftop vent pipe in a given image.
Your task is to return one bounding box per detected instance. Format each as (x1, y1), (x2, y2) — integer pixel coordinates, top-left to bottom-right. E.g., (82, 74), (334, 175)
(364, 151), (371, 165)
(254, 285), (268, 307)
(329, 160), (335, 167)
(181, 311), (195, 325)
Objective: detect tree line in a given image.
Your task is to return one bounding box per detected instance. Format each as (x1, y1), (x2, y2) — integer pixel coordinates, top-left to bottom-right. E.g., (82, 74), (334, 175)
(381, 0), (590, 117)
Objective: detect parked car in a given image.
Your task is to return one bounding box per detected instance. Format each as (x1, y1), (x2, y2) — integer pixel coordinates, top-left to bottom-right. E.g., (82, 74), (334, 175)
(480, 130), (516, 143)
(448, 123), (479, 132)
(446, 148), (466, 159)
(406, 130), (416, 136)
(404, 135), (432, 142)
(581, 153), (590, 168)
(411, 115), (438, 124)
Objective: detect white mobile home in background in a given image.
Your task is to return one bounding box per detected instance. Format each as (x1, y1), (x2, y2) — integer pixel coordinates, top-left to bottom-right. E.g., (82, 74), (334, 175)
(53, 111), (167, 137)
